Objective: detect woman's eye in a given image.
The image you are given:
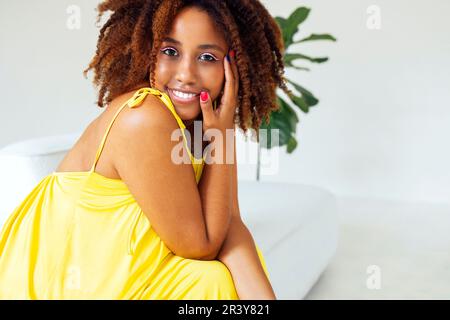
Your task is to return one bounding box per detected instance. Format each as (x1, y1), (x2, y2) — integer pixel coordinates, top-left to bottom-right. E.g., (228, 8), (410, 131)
(200, 54), (218, 62)
(161, 48), (177, 56)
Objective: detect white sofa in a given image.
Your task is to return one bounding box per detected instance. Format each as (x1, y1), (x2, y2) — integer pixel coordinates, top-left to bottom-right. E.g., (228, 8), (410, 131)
(0, 133), (339, 299)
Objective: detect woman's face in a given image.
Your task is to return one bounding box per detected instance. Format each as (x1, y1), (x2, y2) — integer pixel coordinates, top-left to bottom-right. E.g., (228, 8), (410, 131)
(154, 6), (229, 125)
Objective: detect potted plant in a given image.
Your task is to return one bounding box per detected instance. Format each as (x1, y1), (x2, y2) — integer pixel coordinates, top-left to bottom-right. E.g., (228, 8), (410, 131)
(256, 7), (337, 180)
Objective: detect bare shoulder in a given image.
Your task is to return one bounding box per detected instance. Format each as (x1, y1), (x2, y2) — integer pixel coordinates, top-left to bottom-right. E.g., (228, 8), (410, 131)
(115, 93), (176, 131)
(112, 93), (191, 173)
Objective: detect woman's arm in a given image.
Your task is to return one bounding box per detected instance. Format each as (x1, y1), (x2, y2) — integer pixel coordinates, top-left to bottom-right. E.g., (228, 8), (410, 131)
(197, 128), (234, 259)
(198, 130), (276, 299)
(217, 214), (277, 300)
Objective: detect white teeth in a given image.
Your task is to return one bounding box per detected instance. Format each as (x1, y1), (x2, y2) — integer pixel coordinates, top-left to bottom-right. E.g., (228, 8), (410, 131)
(172, 90), (196, 99)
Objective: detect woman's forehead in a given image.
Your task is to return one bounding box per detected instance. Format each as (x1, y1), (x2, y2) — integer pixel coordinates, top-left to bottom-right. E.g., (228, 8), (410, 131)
(165, 6), (228, 50)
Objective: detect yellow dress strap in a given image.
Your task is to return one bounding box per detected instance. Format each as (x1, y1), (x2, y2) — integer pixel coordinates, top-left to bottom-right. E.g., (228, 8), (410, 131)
(89, 87), (202, 173)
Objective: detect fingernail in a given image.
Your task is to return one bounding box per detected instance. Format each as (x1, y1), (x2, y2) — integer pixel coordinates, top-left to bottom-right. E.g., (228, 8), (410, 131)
(200, 91), (208, 102)
(229, 50), (235, 59)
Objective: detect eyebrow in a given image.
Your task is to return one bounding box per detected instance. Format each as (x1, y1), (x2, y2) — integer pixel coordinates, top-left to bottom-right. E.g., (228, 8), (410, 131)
(162, 37), (225, 53)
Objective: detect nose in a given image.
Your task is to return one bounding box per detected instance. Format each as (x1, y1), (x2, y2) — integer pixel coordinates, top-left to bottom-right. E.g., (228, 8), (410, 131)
(175, 56), (197, 85)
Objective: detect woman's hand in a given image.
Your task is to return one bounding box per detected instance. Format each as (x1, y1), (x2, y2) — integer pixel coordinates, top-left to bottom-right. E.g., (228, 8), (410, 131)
(199, 50), (239, 138)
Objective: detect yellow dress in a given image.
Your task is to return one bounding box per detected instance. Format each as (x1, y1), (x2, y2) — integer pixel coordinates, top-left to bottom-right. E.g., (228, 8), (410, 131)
(0, 87), (270, 299)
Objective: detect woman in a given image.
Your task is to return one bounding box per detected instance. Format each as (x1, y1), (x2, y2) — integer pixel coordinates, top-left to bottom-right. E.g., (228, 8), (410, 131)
(0, 0), (290, 299)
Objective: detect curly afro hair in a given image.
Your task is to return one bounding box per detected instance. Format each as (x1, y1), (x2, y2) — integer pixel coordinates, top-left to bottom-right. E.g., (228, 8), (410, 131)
(83, 0), (291, 138)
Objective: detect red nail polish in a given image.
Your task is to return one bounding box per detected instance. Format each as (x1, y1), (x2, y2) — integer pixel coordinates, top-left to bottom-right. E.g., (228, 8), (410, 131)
(200, 91), (208, 102)
(229, 50), (235, 59)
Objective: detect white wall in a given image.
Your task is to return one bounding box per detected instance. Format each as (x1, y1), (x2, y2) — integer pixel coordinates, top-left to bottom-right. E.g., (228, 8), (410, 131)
(263, 0), (450, 204)
(1, 0), (449, 204)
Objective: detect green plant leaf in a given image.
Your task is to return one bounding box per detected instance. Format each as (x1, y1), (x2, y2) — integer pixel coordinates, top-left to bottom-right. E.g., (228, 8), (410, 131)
(276, 7), (310, 49)
(277, 96), (299, 132)
(274, 16), (287, 34)
(286, 79), (319, 107)
(290, 65), (311, 71)
(284, 53), (329, 64)
(260, 109), (292, 149)
(286, 136), (298, 153)
(290, 95), (309, 113)
(294, 33), (337, 43)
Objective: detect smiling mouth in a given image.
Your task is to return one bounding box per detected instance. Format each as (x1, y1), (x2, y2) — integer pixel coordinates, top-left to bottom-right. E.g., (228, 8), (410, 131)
(167, 88), (200, 104)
